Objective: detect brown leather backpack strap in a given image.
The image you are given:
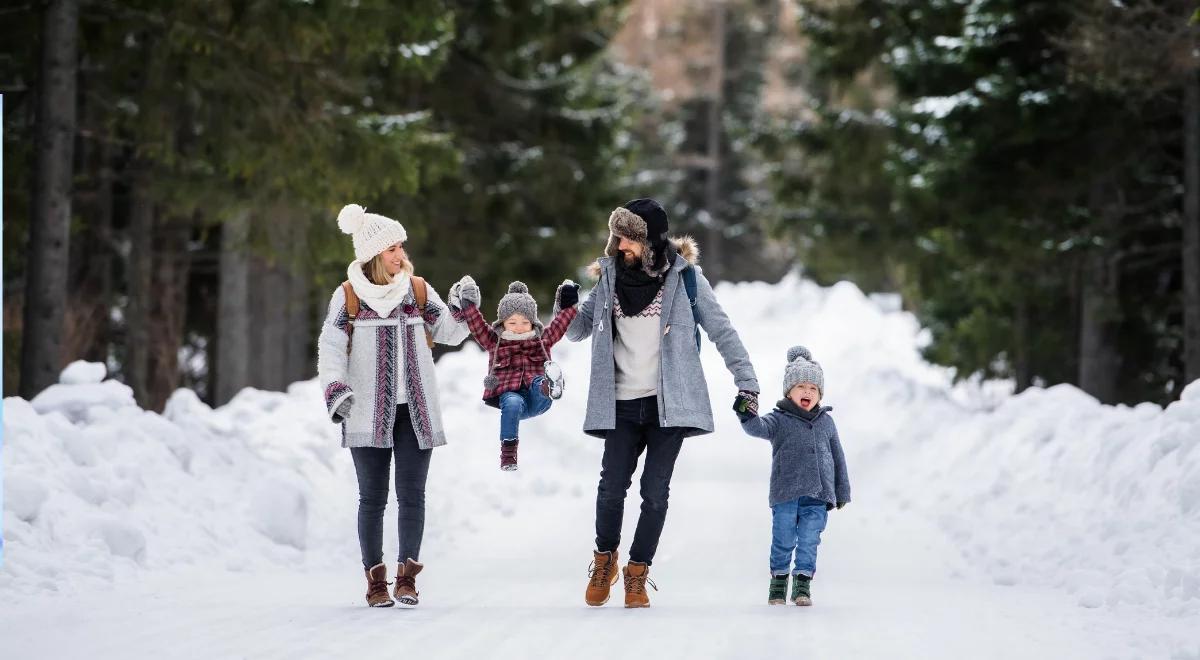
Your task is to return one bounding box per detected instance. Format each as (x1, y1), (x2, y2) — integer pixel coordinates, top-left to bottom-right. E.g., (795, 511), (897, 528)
(341, 281), (359, 328)
(410, 276), (434, 349)
(341, 281), (359, 355)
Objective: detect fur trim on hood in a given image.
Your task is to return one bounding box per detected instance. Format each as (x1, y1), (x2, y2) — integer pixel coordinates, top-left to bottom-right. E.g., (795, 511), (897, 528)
(587, 235), (700, 279)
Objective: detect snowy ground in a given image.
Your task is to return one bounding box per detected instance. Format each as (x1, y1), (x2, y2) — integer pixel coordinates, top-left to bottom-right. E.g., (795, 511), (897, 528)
(3, 274), (1198, 660)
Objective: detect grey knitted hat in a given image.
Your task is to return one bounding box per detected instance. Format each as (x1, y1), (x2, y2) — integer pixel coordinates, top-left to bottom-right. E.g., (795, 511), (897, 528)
(783, 345), (824, 397)
(494, 281), (544, 333)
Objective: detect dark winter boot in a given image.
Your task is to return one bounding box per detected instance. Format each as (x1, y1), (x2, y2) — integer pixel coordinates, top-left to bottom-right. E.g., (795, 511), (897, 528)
(791, 574), (812, 606)
(394, 558), (423, 607)
(585, 550), (620, 606)
(500, 439), (519, 471)
(768, 574), (789, 605)
(364, 562), (394, 608)
(623, 561), (656, 608)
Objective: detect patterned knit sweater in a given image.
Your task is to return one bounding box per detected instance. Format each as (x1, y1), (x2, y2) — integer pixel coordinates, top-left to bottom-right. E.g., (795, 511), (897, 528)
(613, 287), (664, 400)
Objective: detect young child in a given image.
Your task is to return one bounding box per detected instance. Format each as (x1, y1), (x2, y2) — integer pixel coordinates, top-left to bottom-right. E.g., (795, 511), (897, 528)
(449, 277), (581, 471)
(734, 345), (851, 606)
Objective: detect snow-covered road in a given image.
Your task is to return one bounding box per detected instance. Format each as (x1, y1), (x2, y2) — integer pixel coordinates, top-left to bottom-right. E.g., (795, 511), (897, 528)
(3, 275), (1197, 659)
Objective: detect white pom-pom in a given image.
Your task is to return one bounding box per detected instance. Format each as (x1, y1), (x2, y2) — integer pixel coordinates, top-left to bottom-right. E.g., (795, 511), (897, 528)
(508, 281), (529, 295)
(337, 204), (366, 235)
(787, 345), (812, 363)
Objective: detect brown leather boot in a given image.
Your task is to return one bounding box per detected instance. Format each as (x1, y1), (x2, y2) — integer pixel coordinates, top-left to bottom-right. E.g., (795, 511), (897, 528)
(623, 561), (656, 608)
(394, 558), (423, 607)
(364, 562), (394, 607)
(585, 550), (620, 606)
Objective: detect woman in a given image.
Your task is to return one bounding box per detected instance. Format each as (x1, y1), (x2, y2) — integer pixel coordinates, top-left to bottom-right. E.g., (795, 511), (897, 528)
(317, 203), (470, 608)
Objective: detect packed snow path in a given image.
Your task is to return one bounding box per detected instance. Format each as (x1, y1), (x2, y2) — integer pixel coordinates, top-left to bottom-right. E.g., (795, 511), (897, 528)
(3, 276), (1197, 659)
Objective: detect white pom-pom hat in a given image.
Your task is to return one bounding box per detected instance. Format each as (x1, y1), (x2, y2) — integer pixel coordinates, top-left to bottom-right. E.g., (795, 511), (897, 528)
(783, 345), (824, 397)
(337, 203), (408, 263)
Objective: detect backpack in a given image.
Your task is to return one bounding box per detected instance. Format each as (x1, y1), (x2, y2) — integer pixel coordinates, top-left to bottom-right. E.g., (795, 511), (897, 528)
(342, 277), (434, 350)
(681, 265), (701, 351)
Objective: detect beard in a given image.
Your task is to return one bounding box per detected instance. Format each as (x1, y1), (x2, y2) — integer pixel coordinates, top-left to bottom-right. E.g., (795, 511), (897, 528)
(619, 250), (640, 267)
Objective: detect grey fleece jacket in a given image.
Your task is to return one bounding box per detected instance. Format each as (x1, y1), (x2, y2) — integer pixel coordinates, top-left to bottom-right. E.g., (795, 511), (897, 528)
(740, 402), (851, 508)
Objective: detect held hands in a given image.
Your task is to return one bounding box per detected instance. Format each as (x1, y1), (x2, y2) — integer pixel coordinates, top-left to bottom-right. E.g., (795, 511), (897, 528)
(555, 279), (580, 310)
(448, 275), (481, 311)
(733, 390), (759, 418)
(826, 502), (848, 511)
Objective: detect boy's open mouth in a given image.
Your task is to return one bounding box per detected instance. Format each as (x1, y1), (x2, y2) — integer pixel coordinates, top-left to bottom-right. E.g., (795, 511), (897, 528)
(800, 397), (813, 408)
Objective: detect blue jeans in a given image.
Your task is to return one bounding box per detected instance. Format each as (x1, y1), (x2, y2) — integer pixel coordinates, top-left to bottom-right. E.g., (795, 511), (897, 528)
(770, 496), (828, 577)
(498, 376), (553, 441)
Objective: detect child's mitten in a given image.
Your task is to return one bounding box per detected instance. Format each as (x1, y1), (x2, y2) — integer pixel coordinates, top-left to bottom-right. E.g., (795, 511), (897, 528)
(555, 279), (580, 311)
(449, 275), (480, 310)
(733, 390), (759, 418)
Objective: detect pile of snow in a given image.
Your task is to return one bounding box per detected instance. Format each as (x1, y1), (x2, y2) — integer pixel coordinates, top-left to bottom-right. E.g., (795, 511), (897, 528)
(3, 275), (1198, 624)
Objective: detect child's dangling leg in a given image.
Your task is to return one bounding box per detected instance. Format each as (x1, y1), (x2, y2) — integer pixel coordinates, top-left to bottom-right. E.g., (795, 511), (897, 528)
(498, 391), (526, 471)
(527, 376), (554, 418)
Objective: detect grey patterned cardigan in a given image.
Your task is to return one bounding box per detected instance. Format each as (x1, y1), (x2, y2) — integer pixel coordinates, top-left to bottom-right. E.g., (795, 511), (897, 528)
(316, 283), (469, 449)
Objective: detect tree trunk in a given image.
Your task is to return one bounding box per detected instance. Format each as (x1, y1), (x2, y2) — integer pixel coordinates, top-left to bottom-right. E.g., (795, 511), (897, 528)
(144, 216), (193, 412)
(20, 0), (79, 397)
(1078, 190), (1123, 403)
(84, 140), (116, 365)
(1012, 296), (1032, 393)
(285, 221), (312, 386)
(1182, 67), (1200, 386)
(249, 206), (292, 391)
(214, 210), (251, 406)
(124, 178), (154, 406)
(703, 1), (726, 281)
(69, 99), (115, 366)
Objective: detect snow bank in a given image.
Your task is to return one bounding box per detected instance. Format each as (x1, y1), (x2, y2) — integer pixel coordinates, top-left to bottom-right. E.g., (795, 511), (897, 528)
(3, 273), (1197, 622)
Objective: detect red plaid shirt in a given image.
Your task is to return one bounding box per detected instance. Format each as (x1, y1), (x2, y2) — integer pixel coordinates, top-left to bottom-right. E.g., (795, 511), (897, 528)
(460, 304), (578, 404)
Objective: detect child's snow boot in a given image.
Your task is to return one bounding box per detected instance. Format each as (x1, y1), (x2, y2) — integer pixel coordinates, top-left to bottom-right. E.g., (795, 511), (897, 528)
(585, 550), (620, 606)
(791, 574), (812, 606)
(394, 558), (423, 607)
(623, 561), (656, 608)
(500, 438), (519, 471)
(364, 562), (394, 607)
(768, 574), (788, 605)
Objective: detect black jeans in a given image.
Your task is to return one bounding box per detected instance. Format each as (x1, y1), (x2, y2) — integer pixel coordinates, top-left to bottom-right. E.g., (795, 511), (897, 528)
(594, 396), (686, 565)
(350, 405), (432, 570)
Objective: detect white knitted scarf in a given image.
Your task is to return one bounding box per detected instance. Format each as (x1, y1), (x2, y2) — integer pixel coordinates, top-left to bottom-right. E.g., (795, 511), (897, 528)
(346, 261), (411, 318)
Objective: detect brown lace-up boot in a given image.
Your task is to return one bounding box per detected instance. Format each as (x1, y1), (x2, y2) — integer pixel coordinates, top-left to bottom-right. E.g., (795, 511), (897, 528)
(394, 558), (423, 607)
(364, 563), (394, 607)
(623, 561), (656, 608)
(585, 550), (620, 606)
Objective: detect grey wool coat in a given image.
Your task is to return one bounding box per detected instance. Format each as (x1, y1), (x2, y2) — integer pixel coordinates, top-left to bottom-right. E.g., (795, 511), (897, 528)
(740, 404), (851, 508)
(566, 236), (760, 438)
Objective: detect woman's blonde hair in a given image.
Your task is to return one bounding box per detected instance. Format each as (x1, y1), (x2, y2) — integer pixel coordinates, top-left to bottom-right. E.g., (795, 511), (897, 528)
(363, 252), (413, 285)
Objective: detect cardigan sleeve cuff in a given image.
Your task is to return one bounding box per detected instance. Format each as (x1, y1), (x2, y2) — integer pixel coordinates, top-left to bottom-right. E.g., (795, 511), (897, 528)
(324, 382), (354, 422)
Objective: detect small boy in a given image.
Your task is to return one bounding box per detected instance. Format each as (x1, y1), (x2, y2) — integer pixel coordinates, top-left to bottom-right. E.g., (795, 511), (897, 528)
(734, 345), (851, 606)
(449, 277), (580, 471)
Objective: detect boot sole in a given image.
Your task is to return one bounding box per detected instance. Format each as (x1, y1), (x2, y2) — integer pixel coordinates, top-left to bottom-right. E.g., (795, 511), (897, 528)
(396, 598), (418, 608)
(368, 600), (395, 608)
(501, 465), (518, 471)
(768, 599), (786, 605)
(794, 597), (812, 606)
(624, 602), (650, 608)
